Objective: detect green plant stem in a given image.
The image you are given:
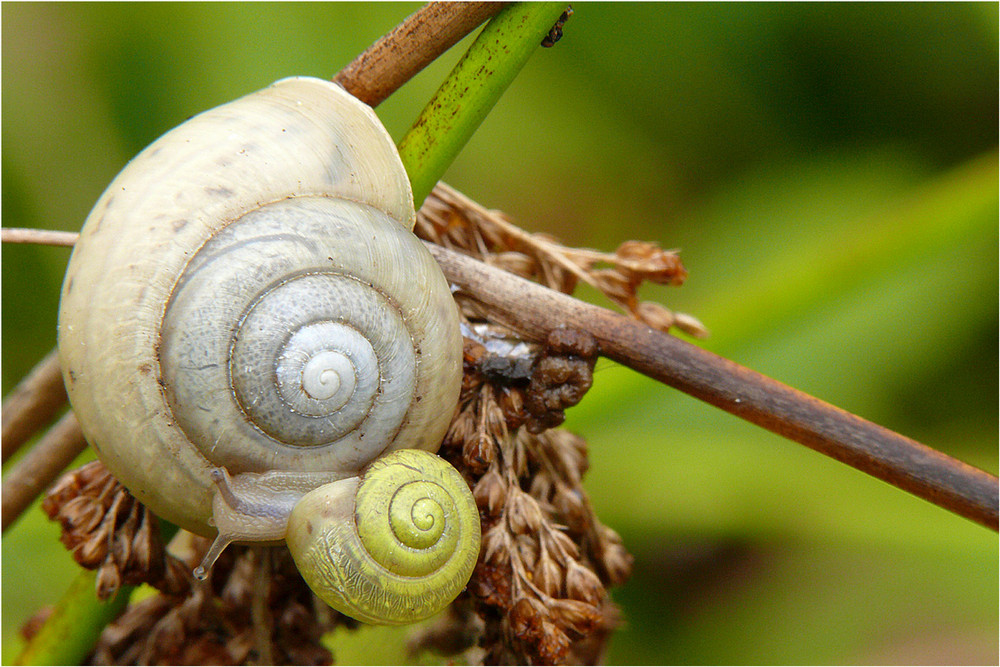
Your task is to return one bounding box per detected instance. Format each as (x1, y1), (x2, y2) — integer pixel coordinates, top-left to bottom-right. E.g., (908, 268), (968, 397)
(17, 521), (180, 665)
(16, 574), (132, 666)
(398, 2), (568, 208)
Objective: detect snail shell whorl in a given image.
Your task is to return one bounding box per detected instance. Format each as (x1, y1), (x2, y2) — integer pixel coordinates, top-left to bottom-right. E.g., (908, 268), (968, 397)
(158, 195), (457, 474)
(287, 449), (481, 625)
(57, 77), (462, 536)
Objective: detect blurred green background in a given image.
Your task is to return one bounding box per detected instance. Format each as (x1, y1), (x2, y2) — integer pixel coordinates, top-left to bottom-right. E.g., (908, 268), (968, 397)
(3, 3), (997, 664)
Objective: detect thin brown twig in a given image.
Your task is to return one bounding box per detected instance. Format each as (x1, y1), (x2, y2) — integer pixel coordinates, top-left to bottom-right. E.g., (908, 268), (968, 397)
(2, 411), (87, 531)
(1, 227), (78, 246)
(1, 349), (68, 462)
(333, 2), (506, 108)
(426, 242), (1000, 531)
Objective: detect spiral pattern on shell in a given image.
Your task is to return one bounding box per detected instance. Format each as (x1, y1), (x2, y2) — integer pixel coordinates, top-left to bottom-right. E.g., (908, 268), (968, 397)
(158, 195), (456, 476)
(287, 449), (481, 625)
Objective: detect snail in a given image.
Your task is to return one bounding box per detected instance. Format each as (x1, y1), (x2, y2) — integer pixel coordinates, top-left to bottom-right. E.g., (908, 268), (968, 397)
(57, 76), (479, 625)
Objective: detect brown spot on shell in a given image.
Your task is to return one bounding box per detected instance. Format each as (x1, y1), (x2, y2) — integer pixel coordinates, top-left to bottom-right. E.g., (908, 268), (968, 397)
(204, 186), (234, 199)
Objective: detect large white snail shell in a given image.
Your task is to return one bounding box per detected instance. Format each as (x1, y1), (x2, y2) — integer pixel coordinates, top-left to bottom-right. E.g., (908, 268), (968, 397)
(58, 77), (463, 536)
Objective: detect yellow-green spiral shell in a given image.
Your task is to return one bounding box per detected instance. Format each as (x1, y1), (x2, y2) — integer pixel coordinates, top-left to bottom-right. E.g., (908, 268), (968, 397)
(286, 449), (481, 625)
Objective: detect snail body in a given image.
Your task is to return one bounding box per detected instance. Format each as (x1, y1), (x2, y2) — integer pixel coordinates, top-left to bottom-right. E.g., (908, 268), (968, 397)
(58, 77), (478, 624)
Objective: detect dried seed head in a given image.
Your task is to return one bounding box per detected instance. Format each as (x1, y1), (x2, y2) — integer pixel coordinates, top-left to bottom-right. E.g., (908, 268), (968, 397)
(473, 470), (508, 517)
(508, 597), (545, 636)
(507, 429), (531, 477)
(552, 483), (588, 532)
(483, 393), (509, 440)
(674, 310), (710, 338)
(159, 556), (192, 597)
(528, 473), (554, 502)
(635, 300), (677, 332)
(487, 251), (538, 277)
(481, 526), (509, 565)
(565, 561), (605, 605)
(598, 526), (635, 586)
(541, 429), (590, 483)
(445, 408), (476, 451)
(412, 185), (643, 664)
(534, 620), (571, 665)
(60, 496), (105, 534)
(469, 560), (511, 607)
(544, 526), (581, 561)
(76, 526), (111, 568)
(551, 598), (601, 635)
(591, 269), (635, 305)
(96, 559), (123, 601)
(126, 511), (164, 583)
(462, 428), (496, 475)
(507, 490), (544, 535)
(111, 513), (136, 566)
(533, 554), (564, 598)
(90, 543), (341, 665)
(497, 387), (526, 428)
(550, 265), (580, 295)
(614, 240), (687, 286)
(514, 534), (540, 571)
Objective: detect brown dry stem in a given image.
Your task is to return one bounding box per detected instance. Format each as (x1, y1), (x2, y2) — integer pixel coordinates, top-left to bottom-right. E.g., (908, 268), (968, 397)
(1, 227), (78, 246)
(2, 348), (68, 462)
(333, 2), (505, 108)
(427, 242), (1000, 531)
(2, 411), (87, 532)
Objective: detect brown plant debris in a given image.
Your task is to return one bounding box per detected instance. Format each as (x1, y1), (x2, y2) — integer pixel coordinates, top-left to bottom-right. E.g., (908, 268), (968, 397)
(41, 462), (350, 665)
(461, 323), (599, 437)
(419, 183), (708, 339)
(541, 7), (573, 48)
(88, 540), (346, 666)
(522, 328), (598, 434)
(425, 328), (635, 665)
(42, 461), (186, 599)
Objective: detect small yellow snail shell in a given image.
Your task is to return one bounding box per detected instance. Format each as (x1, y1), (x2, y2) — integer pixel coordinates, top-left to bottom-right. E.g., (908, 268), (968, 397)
(288, 449), (481, 625)
(57, 77), (478, 624)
